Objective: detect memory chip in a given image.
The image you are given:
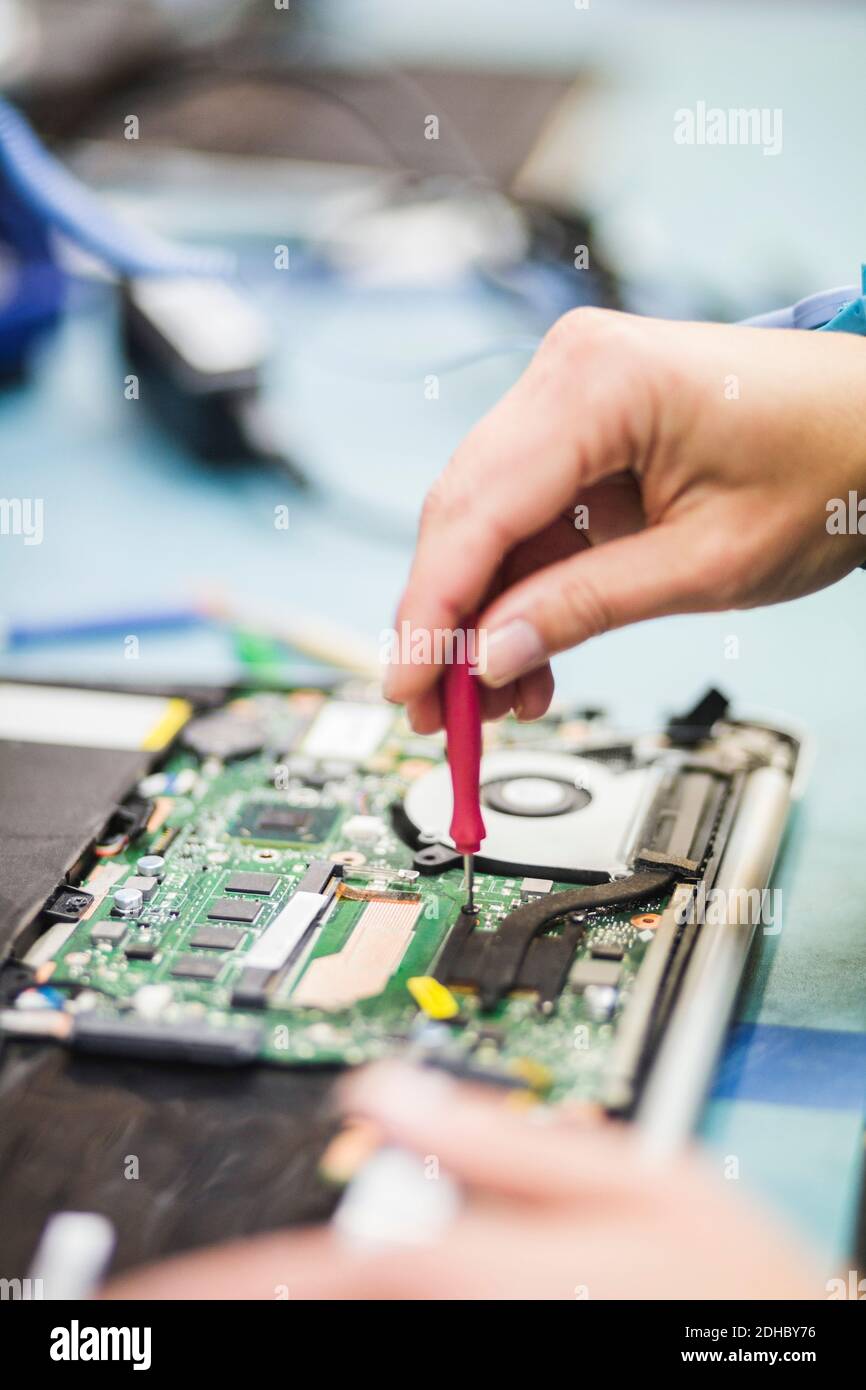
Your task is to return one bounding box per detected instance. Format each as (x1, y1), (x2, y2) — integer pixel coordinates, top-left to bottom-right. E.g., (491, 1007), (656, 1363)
(224, 872), (278, 896)
(206, 897), (261, 924)
(171, 956), (223, 980)
(124, 941), (158, 961)
(190, 926), (245, 951)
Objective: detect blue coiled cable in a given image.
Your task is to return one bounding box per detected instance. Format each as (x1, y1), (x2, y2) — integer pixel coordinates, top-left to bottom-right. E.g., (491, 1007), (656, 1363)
(0, 95), (231, 278)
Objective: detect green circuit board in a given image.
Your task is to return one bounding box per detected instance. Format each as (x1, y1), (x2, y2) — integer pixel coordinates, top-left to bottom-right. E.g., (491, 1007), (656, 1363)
(44, 689), (670, 1104)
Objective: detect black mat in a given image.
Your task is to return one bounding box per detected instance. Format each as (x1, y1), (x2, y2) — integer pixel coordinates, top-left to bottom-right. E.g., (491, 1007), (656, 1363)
(0, 1041), (341, 1280)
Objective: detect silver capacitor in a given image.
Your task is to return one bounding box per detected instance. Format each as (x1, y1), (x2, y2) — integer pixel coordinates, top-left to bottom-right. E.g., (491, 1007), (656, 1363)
(113, 886), (144, 917)
(136, 855), (166, 879)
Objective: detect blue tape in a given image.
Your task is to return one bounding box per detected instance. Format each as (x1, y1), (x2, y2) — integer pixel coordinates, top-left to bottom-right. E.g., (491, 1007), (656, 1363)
(713, 1022), (866, 1110)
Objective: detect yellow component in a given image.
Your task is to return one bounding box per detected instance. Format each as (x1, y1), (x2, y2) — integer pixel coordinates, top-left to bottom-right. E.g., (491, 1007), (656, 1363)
(407, 975), (460, 1020)
(506, 1089), (540, 1111)
(508, 1057), (554, 1094)
(318, 1119), (381, 1186)
(141, 698), (192, 751)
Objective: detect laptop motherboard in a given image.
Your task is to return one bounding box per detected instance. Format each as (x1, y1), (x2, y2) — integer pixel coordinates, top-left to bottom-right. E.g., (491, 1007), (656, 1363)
(3, 683), (798, 1113)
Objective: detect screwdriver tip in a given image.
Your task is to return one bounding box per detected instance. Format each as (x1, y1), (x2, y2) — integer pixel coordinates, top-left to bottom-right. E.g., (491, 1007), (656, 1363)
(463, 852), (476, 915)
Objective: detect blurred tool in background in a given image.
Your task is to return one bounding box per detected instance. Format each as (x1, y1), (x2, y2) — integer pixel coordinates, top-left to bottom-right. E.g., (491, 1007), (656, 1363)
(0, 0), (622, 683)
(2, 0), (621, 314)
(119, 273), (308, 485)
(3, 0), (865, 699)
(0, 0), (625, 512)
(0, 595), (380, 683)
(0, 87), (311, 483)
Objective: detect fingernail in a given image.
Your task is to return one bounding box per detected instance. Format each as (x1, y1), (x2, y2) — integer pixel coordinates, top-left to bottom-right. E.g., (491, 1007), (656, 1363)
(340, 1062), (454, 1127)
(381, 664), (398, 701)
(480, 619), (544, 688)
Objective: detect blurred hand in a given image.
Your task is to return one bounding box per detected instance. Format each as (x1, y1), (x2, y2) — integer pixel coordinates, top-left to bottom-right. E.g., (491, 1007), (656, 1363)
(102, 1063), (819, 1301)
(382, 311), (866, 730)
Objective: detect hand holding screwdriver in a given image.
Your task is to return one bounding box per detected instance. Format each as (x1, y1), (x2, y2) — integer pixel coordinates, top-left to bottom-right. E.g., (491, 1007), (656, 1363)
(442, 628), (486, 914)
(384, 311), (866, 733)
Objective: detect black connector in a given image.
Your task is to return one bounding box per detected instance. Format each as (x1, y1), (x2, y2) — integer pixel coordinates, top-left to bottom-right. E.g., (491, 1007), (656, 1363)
(72, 1015), (263, 1065)
(120, 275), (308, 487)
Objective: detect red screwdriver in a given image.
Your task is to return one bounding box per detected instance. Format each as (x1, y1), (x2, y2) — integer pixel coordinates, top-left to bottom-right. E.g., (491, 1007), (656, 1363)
(442, 625), (486, 914)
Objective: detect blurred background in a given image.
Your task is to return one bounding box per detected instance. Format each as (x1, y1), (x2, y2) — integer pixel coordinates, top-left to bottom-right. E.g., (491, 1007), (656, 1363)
(1, 0), (866, 1263)
(1, 0), (865, 706)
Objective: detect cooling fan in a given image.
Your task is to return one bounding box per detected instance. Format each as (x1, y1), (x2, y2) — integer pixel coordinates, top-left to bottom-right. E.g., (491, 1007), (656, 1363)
(402, 747), (657, 882)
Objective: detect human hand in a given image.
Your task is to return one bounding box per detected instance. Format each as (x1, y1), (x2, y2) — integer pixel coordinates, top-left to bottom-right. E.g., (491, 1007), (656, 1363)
(383, 310), (866, 730)
(101, 1062), (820, 1301)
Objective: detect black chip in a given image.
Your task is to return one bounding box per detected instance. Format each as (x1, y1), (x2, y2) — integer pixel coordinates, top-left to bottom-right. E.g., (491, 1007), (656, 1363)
(72, 1015), (263, 1065)
(256, 808), (319, 836)
(189, 926), (245, 951)
(296, 859), (342, 895)
(590, 943), (625, 961)
(224, 872), (278, 896)
(206, 897), (262, 924)
(666, 686), (729, 748)
(125, 941), (158, 960)
(45, 887), (95, 923)
(231, 966), (271, 1010)
(171, 956), (223, 980)
(231, 801), (337, 845)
